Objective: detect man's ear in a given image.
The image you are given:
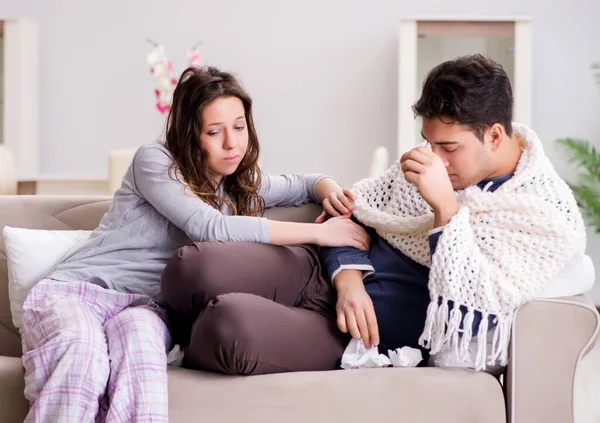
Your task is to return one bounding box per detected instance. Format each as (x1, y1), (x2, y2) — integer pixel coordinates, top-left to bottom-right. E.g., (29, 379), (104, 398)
(486, 123), (505, 151)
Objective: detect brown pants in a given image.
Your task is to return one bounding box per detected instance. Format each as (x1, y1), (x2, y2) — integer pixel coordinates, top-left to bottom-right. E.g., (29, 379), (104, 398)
(160, 242), (348, 375)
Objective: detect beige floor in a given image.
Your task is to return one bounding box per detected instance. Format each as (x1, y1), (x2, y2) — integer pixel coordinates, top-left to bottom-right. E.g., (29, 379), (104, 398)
(575, 340), (600, 422)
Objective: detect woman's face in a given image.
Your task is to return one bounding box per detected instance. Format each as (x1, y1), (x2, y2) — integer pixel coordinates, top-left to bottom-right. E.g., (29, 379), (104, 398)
(200, 96), (249, 184)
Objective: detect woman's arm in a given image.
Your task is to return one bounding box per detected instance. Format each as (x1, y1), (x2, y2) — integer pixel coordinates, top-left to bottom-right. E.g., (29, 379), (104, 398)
(130, 144), (369, 249)
(261, 173), (355, 219)
(260, 173), (341, 208)
(313, 177), (343, 203)
(267, 216), (369, 250)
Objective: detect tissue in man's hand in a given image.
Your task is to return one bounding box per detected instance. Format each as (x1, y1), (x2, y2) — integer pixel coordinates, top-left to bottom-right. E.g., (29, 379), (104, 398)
(340, 339), (389, 369)
(389, 346), (423, 367)
(340, 339), (423, 369)
(341, 339), (392, 369)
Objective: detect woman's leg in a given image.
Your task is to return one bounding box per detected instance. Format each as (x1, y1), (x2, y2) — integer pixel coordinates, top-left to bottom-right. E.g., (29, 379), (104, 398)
(104, 305), (171, 423)
(21, 280), (110, 423)
(161, 242), (326, 347)
(185, 292), (348, 375)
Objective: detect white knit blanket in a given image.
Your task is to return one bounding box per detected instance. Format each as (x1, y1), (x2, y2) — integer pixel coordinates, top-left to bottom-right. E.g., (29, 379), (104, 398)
(351, 123), (587, 370)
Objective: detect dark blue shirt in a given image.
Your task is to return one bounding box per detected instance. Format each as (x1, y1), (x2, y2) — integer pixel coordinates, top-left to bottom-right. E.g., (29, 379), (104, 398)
(319, 174), (512, 359)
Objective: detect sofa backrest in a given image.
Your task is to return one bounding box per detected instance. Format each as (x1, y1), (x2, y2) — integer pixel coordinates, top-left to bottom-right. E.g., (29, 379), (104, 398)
(0, 195), (321, 357)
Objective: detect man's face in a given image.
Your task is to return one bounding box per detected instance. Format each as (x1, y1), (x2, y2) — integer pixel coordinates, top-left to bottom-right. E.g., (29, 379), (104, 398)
(420, 117), (493, 190)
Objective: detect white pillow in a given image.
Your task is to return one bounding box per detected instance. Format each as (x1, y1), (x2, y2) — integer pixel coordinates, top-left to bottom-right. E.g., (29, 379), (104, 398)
(539, 253), (595, 298)
(3, 226), (91, 333)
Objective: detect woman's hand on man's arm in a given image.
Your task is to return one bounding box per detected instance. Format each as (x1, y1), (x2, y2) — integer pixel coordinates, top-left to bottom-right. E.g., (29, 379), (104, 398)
(313, 178), (357, 223)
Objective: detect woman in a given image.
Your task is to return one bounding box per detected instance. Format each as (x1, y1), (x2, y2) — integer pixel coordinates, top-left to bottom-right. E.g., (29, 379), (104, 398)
(160, 66), (364, 377)
(21, 66), (367, 423)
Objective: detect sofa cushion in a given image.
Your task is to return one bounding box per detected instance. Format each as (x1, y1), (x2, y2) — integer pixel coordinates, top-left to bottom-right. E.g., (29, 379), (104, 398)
(167, 366), (506, 422)
(0, 360), (506, 423)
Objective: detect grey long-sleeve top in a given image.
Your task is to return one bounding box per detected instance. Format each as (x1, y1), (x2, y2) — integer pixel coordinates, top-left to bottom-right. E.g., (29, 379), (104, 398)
(44, 143), (328, 303)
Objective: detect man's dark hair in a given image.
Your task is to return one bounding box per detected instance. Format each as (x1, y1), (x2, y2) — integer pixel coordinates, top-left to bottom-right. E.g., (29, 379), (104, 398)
(412, 54), (513, 139)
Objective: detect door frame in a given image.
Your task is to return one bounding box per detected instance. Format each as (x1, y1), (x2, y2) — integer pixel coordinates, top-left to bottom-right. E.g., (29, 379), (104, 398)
(397, 16), (532, 156)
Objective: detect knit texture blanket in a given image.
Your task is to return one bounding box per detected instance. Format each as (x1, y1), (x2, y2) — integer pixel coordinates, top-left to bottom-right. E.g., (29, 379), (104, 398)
(351, 123), (587, 370)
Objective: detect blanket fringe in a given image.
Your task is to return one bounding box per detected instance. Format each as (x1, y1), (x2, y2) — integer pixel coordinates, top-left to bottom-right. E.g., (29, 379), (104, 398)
(446, 303), (463, 361)
(460, 309), (475, 361)
(419, 299), (514, 371)
(474, 313), (489, 370)
(418, 301), (438, 349)
(431, 300), (449, 352)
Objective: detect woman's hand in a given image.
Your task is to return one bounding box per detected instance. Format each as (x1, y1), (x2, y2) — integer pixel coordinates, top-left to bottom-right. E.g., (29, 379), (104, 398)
(315, 188), (356, 223)
(315, 214), (370, 250)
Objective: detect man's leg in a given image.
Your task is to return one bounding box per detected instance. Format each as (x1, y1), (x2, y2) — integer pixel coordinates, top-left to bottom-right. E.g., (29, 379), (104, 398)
(104, 305), (171, 423)
(365, 278), (430, 361)
(161, 242), (326, 347)
(185, 292), (348, 375)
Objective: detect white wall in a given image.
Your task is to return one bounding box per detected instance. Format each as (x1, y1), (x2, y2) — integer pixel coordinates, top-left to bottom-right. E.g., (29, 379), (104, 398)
(1, 0), (599, 300)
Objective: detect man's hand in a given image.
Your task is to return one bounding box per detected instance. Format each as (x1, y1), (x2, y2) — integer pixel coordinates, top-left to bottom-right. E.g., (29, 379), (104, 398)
(400, 147), (458, 226)
(333, 269), (379, 349)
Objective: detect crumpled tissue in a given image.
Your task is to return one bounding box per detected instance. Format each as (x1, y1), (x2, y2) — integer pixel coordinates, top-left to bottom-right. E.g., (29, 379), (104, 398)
(167, 344), (184, 367)
(340, 339), (423, 370)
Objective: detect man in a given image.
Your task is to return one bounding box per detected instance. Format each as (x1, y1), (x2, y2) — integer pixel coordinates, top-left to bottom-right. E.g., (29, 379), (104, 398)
(320, 54), (587, 370)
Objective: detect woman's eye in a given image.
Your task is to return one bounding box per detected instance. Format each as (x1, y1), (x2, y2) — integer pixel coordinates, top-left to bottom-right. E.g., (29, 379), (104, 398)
(234, 126), (246, 131)
(207, 131), (220, 137)
(444, 147), (457, 153)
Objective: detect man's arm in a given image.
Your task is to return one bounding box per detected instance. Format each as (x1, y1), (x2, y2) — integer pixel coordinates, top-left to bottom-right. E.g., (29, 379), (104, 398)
(319, 219), (379, 349)
(319, 245), (374, 282)
(428, 226), (444, 256)
(332, 269), (379, 349)
(319, 218), (376, 281)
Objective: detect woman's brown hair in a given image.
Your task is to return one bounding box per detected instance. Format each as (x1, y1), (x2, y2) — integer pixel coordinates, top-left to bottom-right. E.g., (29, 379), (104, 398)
(164, 66), (264, 216)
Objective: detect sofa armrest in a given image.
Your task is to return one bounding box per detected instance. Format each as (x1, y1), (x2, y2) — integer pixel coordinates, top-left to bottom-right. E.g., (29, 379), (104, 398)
(506, 294), (599, 423)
